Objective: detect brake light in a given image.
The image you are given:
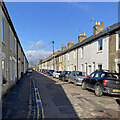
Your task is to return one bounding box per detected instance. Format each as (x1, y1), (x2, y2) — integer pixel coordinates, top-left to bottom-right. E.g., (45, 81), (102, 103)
(87, 75), (89, 78)
(65, 74), (68, 76)
(103, 79), (107, 85)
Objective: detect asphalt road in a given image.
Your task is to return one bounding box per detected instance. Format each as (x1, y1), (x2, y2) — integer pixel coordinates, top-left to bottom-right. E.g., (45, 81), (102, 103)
(31, 71), (120, 119)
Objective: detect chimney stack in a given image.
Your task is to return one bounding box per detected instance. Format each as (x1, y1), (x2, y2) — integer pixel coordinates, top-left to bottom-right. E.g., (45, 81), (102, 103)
(62, 45), (67, 51)
(67, 41), (74, 48)
(93, 21), (104, 35)
(78, 32), (87, 43)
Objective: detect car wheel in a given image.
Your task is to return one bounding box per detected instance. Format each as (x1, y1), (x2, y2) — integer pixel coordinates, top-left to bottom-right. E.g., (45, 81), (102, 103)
(95, 85), (103, 97)
(82, 82), (86, 90)
(74, 80), (77, 86)
(62, 77), (65, 81)
(68, 79), (71, 83)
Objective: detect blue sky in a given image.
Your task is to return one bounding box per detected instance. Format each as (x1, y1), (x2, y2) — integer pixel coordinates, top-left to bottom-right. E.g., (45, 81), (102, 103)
(5, 2), (118, 63)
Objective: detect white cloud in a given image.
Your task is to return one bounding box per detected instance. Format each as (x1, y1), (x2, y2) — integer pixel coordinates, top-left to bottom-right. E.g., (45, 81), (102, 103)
(68, 2), (91, 12)
(25, 50), (52, 63)
(29, 40), (45, 50)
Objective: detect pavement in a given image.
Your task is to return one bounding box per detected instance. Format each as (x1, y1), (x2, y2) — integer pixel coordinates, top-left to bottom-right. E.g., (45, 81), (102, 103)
(2, 73), (36, 120)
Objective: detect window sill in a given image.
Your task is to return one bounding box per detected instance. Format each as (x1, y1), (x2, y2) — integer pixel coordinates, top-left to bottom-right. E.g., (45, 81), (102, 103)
(10, 49), (13, 52)
(97, 50), (103, 54)
(2, 41), (6, 46)
(2, 83), (7, 86)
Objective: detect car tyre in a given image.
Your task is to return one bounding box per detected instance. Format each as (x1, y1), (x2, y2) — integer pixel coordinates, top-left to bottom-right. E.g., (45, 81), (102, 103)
(62, 77), (65, 81)
(82, 81), (86, 90)
(68, 79), (71, 83)
(74, 80), (77, 86)
(95, 85), (103, 97)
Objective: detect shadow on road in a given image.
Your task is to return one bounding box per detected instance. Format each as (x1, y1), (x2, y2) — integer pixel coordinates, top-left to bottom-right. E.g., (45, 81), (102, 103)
(31, 71), (79, 119)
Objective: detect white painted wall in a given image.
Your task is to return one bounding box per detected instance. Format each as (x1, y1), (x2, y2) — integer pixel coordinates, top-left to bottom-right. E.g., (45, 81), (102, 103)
(78, 36), (109, 75)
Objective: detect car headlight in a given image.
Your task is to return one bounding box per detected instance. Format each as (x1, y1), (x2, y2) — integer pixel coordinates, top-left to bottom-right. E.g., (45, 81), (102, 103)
(77, 78), (82, 80)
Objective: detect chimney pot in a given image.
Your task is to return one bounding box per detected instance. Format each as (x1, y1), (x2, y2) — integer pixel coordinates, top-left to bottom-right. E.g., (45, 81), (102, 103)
(95, 21), (97, 25)
(101, 21), (103, 25)
(98, 22), (100, 25)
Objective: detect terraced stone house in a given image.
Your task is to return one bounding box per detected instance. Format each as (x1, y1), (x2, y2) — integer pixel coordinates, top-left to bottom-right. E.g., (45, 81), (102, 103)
(0, 1), (28, 96)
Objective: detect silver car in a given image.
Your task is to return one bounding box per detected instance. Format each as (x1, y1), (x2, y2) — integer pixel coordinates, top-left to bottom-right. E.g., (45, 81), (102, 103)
(68, 71), (86, 85)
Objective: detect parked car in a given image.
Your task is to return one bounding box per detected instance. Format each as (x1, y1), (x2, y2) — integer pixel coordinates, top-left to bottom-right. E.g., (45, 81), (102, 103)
(27, 68), (32, 73)
(82, 70), (120, 97)
(68, 71), (86, 85)
(53, 71), (62, 78)
(59, 71), (71, 81)
(47, 70), (54, 76)
(43, 69), (48, 74)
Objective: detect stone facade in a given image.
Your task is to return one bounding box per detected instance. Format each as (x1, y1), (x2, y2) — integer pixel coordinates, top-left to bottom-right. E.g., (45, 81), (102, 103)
(0, 2), (28, 96)
(40, 22), (120, 75)
(109, 32), (120, 73)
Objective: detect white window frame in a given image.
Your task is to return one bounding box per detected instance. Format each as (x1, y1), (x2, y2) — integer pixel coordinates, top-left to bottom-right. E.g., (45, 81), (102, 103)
(74, 50), (75, 59)
(81, 64), (84, 72)
(15, 37), (17, 54)
(81, 47), (84, 59)
(1, 17), (5, 44)
(10, 59), (13, 80)
(10, 28), (12, 50)
(68, 53), (69, 61)
(98, 39), (103, 51)
(2, 58), (6, 78)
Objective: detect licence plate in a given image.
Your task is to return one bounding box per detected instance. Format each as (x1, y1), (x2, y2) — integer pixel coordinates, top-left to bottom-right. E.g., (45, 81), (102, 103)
(113, 89), (120, 92)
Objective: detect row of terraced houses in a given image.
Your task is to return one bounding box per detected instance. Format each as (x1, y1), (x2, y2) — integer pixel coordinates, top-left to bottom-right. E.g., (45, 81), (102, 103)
(39, 21), (120, 75)
(0, 2), (28, 96)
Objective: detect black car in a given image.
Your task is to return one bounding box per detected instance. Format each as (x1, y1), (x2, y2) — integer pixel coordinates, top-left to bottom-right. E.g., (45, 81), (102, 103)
(82, 70), (120, 97)
(59, 71), (71, 81)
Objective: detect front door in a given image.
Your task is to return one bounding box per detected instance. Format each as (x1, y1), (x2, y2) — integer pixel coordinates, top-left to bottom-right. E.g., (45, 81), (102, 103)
(118, 64), (120, 73)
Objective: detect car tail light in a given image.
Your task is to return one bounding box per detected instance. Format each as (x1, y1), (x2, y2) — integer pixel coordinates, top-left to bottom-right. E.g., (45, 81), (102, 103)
(65, 74), (68, 76)
(103, 79), (107, 85)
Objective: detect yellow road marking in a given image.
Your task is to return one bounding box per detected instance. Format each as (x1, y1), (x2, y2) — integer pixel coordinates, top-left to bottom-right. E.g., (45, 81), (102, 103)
(31, 76), (44, 120)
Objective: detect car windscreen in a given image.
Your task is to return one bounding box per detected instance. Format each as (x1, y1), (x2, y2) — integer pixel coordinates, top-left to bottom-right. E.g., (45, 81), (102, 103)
(107, 73), (120, 79)
(76, 71), (82, 76)
(58, 71), (62, 73)
(50, 70), (54, 72)
(62, 71), (67, 74)
(67, 71), (71, 74)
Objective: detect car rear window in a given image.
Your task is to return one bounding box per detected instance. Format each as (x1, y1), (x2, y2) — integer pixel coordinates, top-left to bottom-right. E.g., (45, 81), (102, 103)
(76, 71), (82, 76)
(107, 73), (120, 79)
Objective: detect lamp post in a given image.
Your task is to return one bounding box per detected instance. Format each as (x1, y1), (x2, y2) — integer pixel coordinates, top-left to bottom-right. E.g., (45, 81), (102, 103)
(52, 40), (55, 70)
